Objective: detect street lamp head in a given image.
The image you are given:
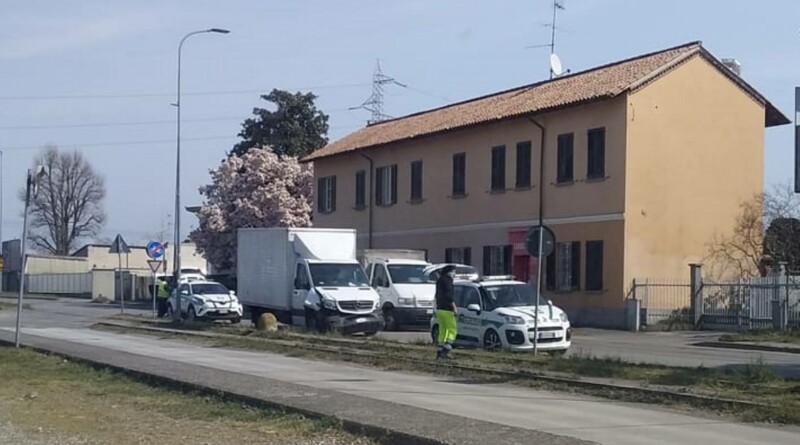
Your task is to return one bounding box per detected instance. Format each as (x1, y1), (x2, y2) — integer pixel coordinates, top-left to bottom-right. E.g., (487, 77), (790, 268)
(208, 28), (230, 34)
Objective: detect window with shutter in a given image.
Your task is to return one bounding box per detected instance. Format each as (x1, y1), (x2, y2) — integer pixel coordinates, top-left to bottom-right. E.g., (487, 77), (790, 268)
(375, 165), (397, 206)
(452, 153), (466, 196)
(410, 160), (423, 201)
(515, 141), (532, 188)
(355, 170), (366, 209)
(587, 128), (606, 180)
(586, 240), (604, 291)
(316, 176), (336, 213)
(557, 133), (574, 183)
(491, 145), (506, 191)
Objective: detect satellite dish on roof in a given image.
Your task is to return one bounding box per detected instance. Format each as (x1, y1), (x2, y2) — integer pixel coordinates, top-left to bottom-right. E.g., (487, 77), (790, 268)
(550, 53), (563, 76)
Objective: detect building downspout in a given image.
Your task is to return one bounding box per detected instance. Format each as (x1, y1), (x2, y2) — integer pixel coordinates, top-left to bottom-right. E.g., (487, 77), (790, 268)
(358, 152), (374, 249)
(527, 118), (545, 231)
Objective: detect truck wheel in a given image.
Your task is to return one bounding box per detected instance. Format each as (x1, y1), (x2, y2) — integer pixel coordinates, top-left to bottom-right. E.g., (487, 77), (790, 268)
(249, 307), (263, 325)
(304, 309), (317, 331)
(383, 305), (398, 331)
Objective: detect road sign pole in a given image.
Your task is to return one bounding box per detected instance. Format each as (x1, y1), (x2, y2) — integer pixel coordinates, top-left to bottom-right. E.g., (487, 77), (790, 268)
(152, 270), (157, 318)
(534, 226), (544, 356)
(118, 251), (124, 314)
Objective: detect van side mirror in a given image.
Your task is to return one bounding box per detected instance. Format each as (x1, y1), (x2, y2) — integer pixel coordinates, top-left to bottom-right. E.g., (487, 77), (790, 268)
(467, 304), (481, 313)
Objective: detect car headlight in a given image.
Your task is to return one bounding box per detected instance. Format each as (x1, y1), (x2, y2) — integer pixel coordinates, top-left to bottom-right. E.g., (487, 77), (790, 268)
(560, 312), (569, 322)
(502, 315), (526, 325)
(321, 298), (337, 310)
(397, 297), (414, 306)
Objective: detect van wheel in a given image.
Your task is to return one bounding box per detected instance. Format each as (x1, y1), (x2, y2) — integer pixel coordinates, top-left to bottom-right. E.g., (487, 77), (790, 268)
(483, 329), (502, 352)
(431, 325), (440, 345)
(383, 306), (398, 331)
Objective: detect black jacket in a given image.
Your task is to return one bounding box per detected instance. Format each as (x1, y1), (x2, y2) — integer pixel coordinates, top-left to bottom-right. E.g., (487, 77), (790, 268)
(435, 273), (455, 311)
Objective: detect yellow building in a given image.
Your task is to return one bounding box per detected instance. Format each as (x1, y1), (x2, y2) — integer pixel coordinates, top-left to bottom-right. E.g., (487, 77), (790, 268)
(303, 42), (789, 327)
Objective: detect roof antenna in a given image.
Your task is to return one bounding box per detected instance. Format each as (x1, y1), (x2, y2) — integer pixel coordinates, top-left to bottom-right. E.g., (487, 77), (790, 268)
(349, 59), (407, 125)
(524, 0), (568, 79)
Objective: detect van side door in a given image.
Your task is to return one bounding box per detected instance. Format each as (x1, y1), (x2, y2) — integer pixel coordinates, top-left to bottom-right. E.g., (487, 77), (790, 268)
(293, 263), (312, 311)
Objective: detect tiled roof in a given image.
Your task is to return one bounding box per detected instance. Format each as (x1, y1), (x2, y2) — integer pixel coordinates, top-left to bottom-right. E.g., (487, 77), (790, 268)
(304, 41), (789, 162)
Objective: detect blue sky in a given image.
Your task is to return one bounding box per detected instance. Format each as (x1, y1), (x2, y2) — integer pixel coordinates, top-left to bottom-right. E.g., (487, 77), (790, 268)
(1, 0), (799, 246)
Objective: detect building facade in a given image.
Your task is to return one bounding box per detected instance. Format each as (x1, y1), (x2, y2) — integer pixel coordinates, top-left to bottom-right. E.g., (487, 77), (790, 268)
(304, 42), (788, 327)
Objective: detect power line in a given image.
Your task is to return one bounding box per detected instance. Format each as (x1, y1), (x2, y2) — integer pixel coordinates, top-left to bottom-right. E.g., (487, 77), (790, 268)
(1, 125), (360, 151)
(0, 116), (244, 131)
(0, 83), (371, 101)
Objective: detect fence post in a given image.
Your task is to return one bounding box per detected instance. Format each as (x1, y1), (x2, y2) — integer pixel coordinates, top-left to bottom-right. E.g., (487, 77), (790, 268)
(627, 279), (641, 332)
(690, 263), (703, 328)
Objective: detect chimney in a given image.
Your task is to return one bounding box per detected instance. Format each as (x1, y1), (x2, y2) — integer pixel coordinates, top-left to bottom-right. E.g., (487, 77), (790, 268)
(721, 58), (741, 76)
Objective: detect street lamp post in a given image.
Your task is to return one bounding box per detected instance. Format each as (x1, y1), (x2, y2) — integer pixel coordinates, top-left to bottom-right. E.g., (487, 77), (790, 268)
(173, 28), (229, 321)
(15, 166), (47, 347)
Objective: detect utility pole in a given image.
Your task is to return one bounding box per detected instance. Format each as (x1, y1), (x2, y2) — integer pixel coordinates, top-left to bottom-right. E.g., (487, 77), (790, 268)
(350, 59), (407, 124)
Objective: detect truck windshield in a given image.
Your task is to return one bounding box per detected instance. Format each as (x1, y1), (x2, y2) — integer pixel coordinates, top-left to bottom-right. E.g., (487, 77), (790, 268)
(481, 284), (548, 310)
(309, 264), (370, 287)
(387, 265), (434, 284)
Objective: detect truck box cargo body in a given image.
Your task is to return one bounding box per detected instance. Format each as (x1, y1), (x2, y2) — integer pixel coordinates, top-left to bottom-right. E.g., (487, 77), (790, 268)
(237, 228), (382, 334)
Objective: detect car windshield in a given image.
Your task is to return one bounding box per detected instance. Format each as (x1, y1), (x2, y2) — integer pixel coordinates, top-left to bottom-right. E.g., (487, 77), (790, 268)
(387, 265), (434, 284)
(191, 283), (228, 295)
(481, 284), (548, 310)
(309, 263), (370, 287)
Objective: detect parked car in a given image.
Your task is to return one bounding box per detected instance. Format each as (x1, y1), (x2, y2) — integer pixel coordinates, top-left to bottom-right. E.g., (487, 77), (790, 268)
(179, 268), (206, 282)
(167, 281), (243, 323)
(429, 278), (571, 353)
(366, 258), (435, 330)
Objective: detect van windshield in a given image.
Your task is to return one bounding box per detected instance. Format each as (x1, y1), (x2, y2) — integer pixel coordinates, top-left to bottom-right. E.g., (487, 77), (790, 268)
(309, 263), (370, 287)
(387, 265), (434, 284)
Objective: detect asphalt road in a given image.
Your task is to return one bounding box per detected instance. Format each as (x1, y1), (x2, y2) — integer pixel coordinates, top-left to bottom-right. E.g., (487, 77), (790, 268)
(4, 326), (799, 445)
(2, 297), (799, 377)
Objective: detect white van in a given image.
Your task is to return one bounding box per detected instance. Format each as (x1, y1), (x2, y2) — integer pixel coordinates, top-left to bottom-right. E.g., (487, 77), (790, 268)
(366, 258), (435, 330)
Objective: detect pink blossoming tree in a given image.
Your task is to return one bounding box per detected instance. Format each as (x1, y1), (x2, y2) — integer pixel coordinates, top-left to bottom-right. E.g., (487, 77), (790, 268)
(190, 148), (313, 271)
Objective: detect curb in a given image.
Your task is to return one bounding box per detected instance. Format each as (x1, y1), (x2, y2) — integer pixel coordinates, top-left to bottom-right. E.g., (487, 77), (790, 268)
(693, 341), (800, 355)
(0, 336), (444, 445)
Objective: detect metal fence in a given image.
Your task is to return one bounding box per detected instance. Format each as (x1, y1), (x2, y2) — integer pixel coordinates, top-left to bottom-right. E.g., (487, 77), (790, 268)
(631, 278), (692, 326)
(25, 273), (92, 296)
(632, 275), (800, 330)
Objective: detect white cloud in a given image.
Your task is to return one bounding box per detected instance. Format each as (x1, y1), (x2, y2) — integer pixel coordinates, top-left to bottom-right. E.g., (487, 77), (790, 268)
(0, 9), (167, 59)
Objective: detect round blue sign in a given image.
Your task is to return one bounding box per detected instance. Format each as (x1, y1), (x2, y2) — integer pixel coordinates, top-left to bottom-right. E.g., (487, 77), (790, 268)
(146, 241), (165, 259)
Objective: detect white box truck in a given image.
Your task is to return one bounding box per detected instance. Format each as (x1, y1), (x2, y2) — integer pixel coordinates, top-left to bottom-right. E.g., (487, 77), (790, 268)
(237, 228), (383, 335)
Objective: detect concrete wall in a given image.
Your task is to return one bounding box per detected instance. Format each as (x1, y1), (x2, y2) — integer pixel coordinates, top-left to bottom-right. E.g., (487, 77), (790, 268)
(91, 269), (115, 301)
(80, 243), (207, 274)
(624, 55), (766, 284)
(26, 255), (89, 274)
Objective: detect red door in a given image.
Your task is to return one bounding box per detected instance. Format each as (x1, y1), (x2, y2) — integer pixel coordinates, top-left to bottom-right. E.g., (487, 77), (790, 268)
(513, 255), (530, 282)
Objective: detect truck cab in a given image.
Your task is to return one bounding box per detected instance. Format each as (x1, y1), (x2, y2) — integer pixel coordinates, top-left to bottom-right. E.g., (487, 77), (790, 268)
(295, 259), (383, 334)
(366, 259), (435, 330)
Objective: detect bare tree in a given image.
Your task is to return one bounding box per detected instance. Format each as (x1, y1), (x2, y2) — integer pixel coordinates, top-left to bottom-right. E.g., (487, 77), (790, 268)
(706, 183), (800, 279)
(24, 147), (106, 255)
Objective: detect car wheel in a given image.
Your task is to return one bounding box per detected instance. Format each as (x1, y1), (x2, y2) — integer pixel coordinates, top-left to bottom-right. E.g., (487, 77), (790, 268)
(383, 305), (398, 331)
(483, 329), (502, 352)
(431, 325), (440, 345)
(187, 305), (197, 323)
(230, 317), (241, 325)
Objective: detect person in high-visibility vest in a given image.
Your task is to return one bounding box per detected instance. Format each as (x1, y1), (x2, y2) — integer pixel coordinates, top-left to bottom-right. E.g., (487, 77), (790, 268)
(156, 278), (170, 318)
(435, 265), (458, 359)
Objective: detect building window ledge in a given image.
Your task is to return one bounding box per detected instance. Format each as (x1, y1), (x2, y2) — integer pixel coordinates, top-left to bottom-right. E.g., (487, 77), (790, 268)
(554, 180), (574, 187)
(450, 193), (469, 200)
(377, 202), (397, 208)
(585, 176), (608, 183)
(514, 185), (533, 191)
(317, 210), (335, 215)
(488, 188), (507, 195)
(408, 198), (425, 205)
(353, 205), (367, 211)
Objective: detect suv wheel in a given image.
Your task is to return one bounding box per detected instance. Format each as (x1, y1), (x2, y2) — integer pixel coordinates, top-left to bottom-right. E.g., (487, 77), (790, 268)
(187, 305), (197, 323)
